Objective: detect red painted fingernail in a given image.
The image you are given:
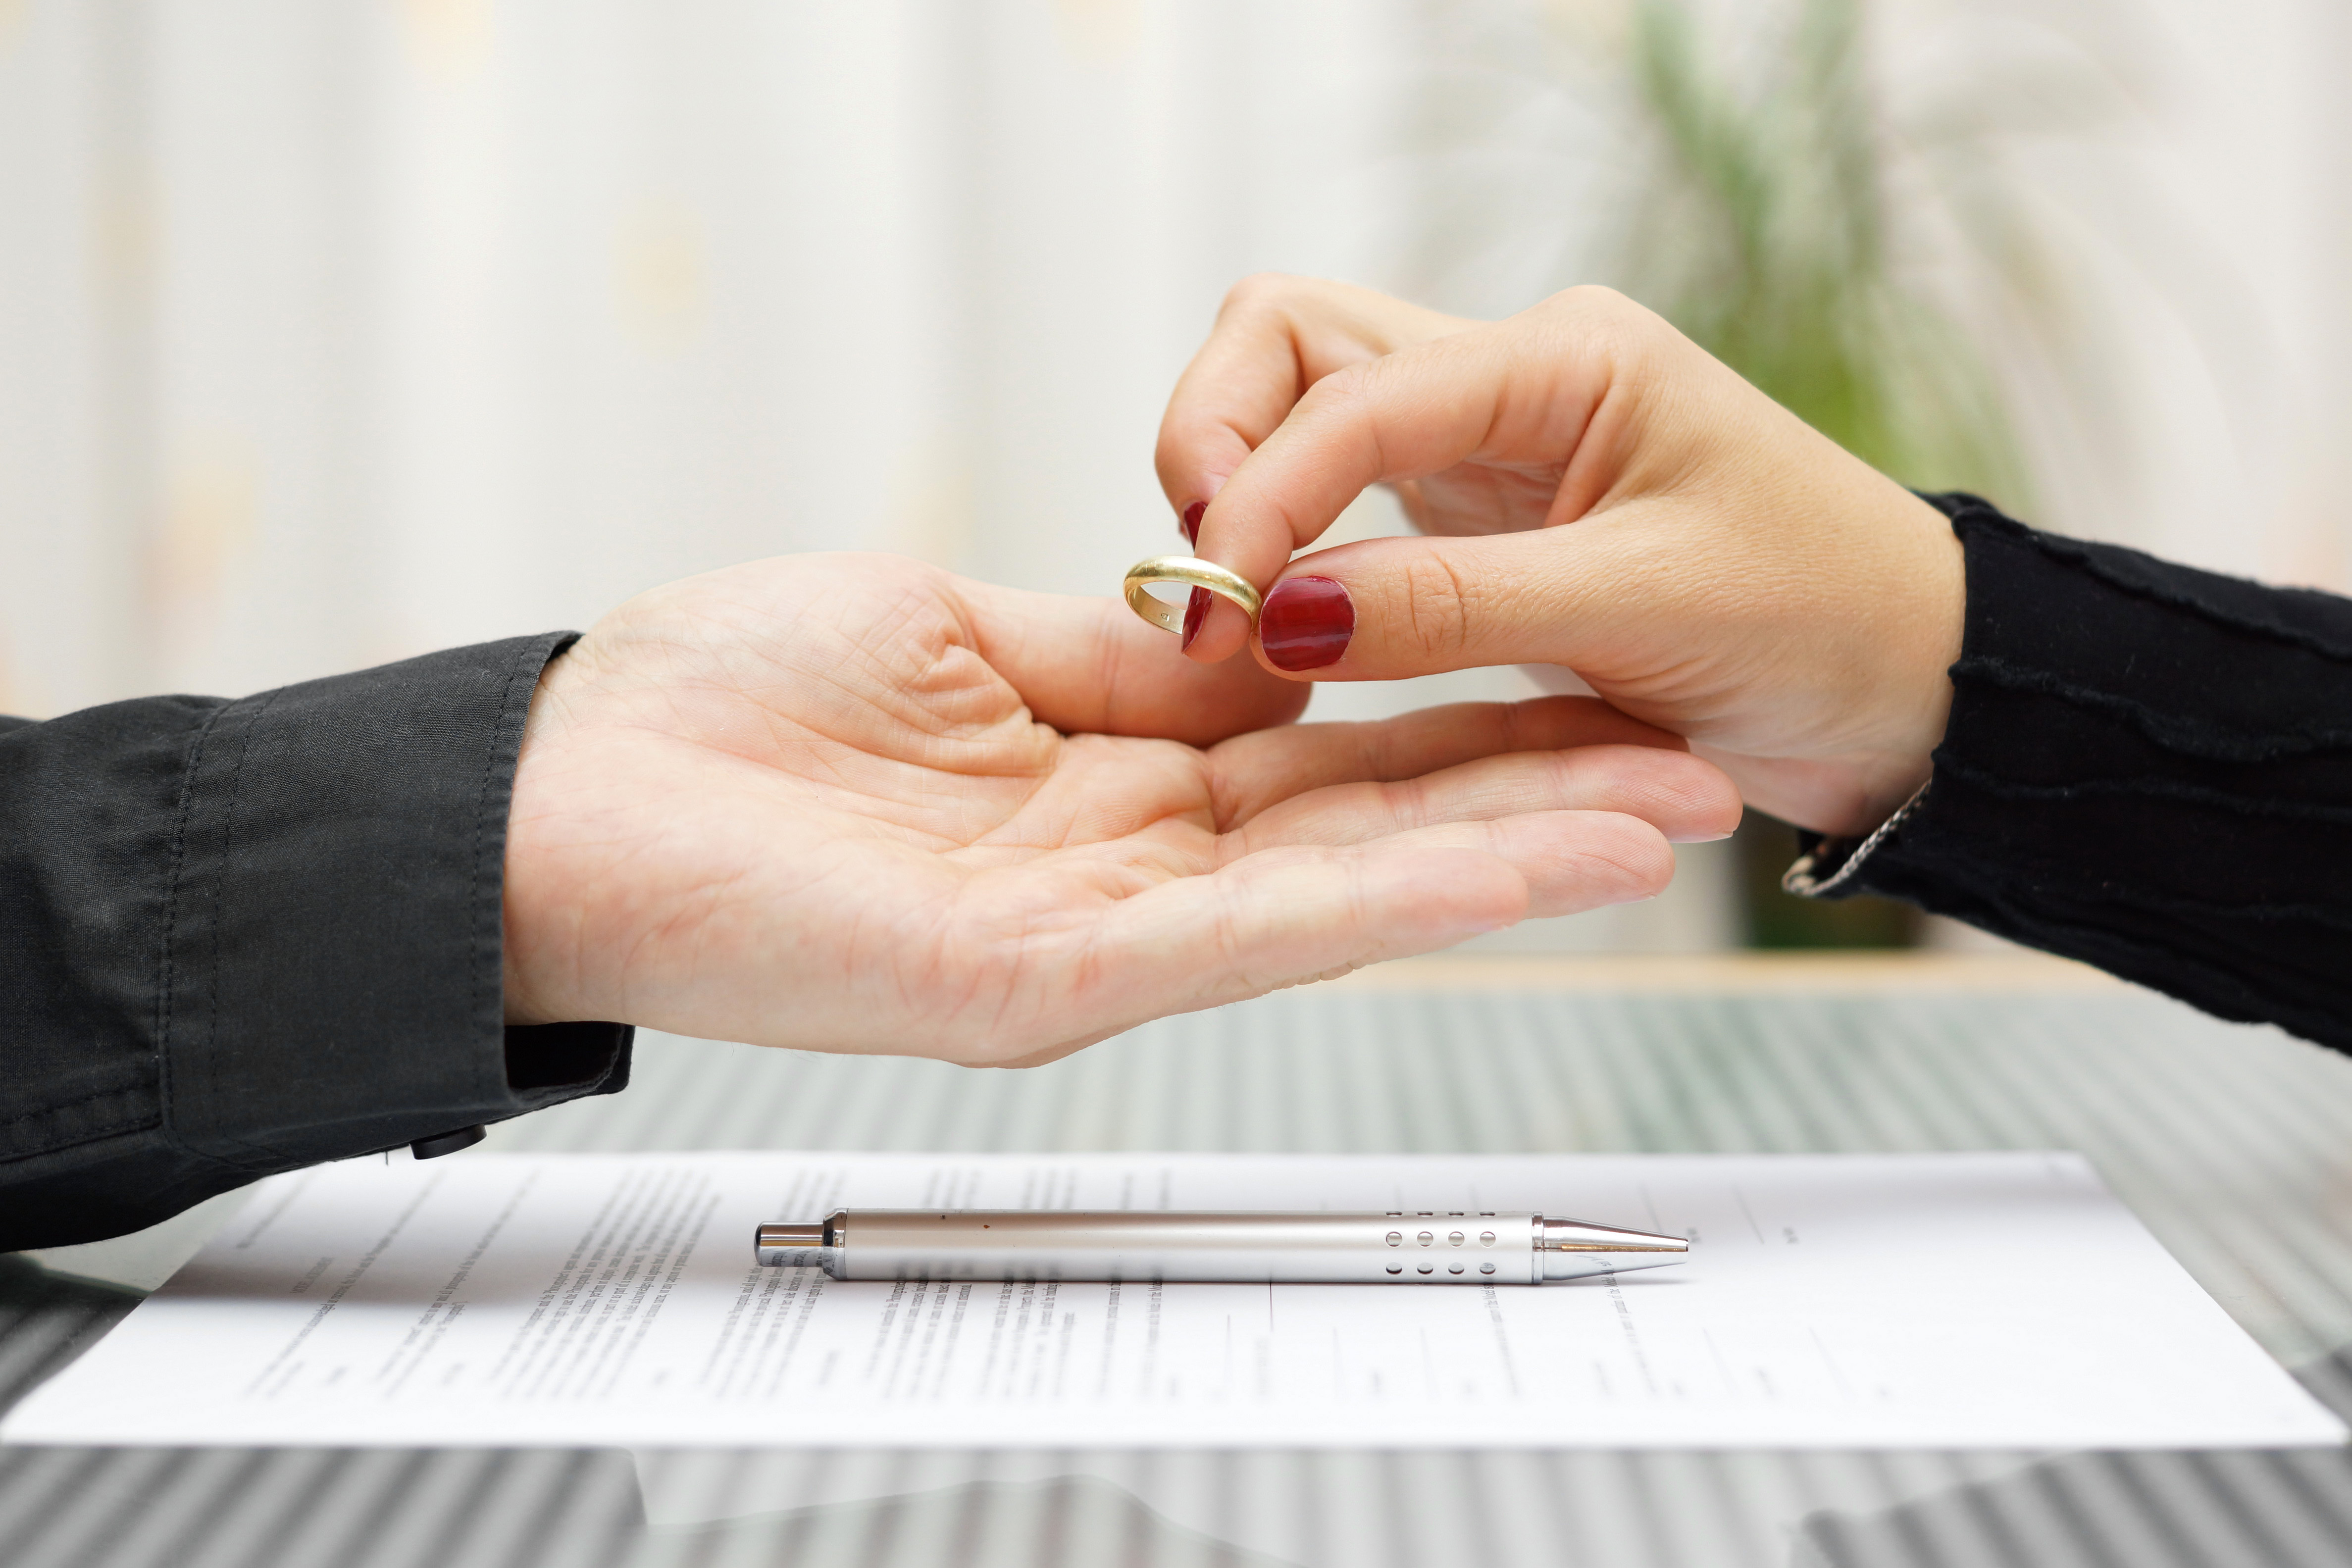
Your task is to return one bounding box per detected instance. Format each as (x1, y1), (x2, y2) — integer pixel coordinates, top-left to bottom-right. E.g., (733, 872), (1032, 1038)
(1179, 585), (1211, 651)
(1180, 501), (1206, 547)
(1259, 576), (1353, 671)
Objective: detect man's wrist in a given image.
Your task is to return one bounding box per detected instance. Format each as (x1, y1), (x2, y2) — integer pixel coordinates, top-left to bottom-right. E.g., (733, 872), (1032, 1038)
(500, 640), (594, 1026)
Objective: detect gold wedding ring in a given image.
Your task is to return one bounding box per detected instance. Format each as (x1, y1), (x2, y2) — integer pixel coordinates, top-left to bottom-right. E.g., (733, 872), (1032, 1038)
(1122, 556), (1263, 635)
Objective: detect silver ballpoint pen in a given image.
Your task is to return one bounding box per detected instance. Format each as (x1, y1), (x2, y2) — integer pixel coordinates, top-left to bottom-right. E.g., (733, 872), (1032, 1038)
(754, 1209), (1688, 1285)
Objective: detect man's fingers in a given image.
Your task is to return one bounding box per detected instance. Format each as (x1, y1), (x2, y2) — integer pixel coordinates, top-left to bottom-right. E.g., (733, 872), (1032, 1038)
(958, 579), (1307, 747)
(1353, 810), (1679, 916)
(1207, 694), (1686, 824)
(1221, 743), (1740, 855)
(952, 843), (1529, 1066)
(1043, 842), (1530, 1047)
(976, 806), (1684, 1063)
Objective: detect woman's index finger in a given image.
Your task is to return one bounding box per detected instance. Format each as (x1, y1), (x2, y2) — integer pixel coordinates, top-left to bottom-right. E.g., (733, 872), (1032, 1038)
(1155, 277), (1476, 519)
(1190, 335), (1520, 591)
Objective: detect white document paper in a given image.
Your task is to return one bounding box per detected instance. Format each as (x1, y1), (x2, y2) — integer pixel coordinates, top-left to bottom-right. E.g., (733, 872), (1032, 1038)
(7, 1151), (2340, 1450)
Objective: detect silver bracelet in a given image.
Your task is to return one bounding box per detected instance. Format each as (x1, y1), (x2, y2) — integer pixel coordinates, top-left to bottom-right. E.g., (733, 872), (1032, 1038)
(1781, 780), (1931, 899)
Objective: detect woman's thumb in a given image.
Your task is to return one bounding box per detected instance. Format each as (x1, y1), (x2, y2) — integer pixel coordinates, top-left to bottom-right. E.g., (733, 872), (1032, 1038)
(1252, 528), (1612, 680)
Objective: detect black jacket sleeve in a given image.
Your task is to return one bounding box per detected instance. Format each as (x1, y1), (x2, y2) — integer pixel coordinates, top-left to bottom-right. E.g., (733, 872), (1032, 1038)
(1789, 494), (2352, 1054)
(1, 634), (631, 1252)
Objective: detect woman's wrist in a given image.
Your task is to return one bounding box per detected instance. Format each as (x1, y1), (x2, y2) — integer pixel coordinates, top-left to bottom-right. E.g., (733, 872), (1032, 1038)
(1841, 487), (1966, 830)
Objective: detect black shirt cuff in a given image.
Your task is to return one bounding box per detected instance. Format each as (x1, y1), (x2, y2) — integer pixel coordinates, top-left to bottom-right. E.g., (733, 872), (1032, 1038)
(1791, 495), (2352, 1054)
(1, 634), (631, 1250)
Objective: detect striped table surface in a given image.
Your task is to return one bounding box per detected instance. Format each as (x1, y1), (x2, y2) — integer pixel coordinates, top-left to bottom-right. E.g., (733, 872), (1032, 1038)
(6, 954), (2352, 1568)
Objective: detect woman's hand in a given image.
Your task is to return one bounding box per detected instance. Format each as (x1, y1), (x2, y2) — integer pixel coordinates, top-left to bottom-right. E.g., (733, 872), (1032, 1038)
(500, 554), (1738, 1064)
(1156, 275), (1966, 836)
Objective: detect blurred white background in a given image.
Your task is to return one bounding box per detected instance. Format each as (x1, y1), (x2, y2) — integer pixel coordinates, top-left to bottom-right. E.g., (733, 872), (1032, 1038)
(2, 0), (2346, 950)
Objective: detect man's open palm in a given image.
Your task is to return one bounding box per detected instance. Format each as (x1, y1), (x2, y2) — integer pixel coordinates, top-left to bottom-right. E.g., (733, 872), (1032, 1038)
(502, 555), (1737, 1062)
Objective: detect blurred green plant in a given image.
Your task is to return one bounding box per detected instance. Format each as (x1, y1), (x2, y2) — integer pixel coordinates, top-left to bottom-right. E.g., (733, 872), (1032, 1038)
(1618, 0), (2034, 503)
(1403, 0), (2150, 944)
(1607, 0), (2042, 948)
